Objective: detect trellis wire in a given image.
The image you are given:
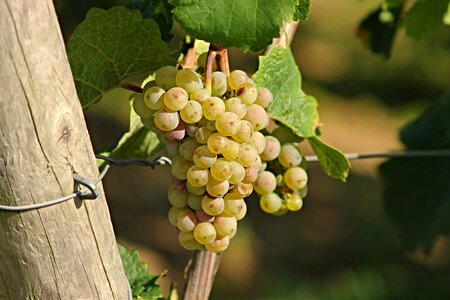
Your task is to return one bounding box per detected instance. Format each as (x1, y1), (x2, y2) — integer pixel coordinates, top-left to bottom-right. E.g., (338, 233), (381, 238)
(0, 150), (449, 212)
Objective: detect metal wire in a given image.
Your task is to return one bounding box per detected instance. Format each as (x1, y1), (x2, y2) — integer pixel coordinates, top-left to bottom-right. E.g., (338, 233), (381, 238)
(0, 156), (171, 212)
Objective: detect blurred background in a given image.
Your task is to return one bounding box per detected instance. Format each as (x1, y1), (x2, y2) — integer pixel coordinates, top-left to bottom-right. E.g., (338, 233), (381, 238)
(54, 0), (450, 299)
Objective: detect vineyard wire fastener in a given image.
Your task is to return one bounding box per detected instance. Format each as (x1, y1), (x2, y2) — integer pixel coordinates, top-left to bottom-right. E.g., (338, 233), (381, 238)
(0, 155), (171, 212)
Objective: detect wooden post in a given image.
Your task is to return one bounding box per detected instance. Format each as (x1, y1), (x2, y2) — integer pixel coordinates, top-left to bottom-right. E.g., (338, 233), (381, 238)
(0, 0), (129, 298)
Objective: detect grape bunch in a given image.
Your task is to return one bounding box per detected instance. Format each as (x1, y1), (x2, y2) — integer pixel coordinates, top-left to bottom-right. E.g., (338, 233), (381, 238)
(133, 61), (307, 253)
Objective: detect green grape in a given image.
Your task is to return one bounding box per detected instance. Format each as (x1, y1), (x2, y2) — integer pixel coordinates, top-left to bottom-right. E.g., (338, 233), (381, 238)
(133, 94), (154, 118)
(285, 193), (303, 212)
(234, 202), (247, 221)
(231, 182), (253, 198)
(185, 123), (198, 137)
(202, 195), (225, 216)
(276, 174), (284, 186)
(143, 86), (165, 110)
(260, 161), (267, 172)
(284, 167), (308, 190)
(154, 107), (180, 131)
(228, 161), (246, 184)
(211, 71), (228, 97)
(170, 156), (193, 180)
(206, 175), (230, 198)
(186, 181), (206, 196)
(237, 143), (258, 167)
(155, 66), (177, 90)
(167, 184), (189, 207)
(244, 104), (268, 131)
(195, 127), (213, 144)
(175, 68), (204, 93)
(187, 165), (209, 187)
(179, 137), (200, 161)
(190, 88), (211, 103)
(164, 122), (185, 141)
(222, 139), (240, 161)
(194, 222), (217, 245)
(165, 139), (180, 157)
(379, 10), (394, 23)
(210, 159), (232, 181)
(188, 194), (203, 210)
(260, 136), (281, 161)
(197, 52), (217, 71)
(254, 171), (277, 195)
(193, 145), (217, 169)
(248, 131), (266, 154)
(299, 185), (308, 198)
(214, 216), (237, 237)
(273, 204), (288, 216)
(236, 83), (257, 105)
(232, 120), (253, 143)
(179, 231), (202, 251)
(202, 97), (225, 121)
(180, 100), (203, 123)
(224, 97), (247, 119)
(206, 120), (216, 132)
(223, 194), (246, 217)
(168, 206), (183, 227)
(205, 235), (229, 253)
(176, 208), (198, 232)
(243, 157), (261, 183)
(207, 133), (228, 154)
(164, 87), (188, 111)
(255, 87), (273, 109)
(195, 209), (215, 223)
(260, 193), (282, 214)
(278, 143), (302, 167)
(215, 112), (241, 136)
(228, 70), (248, 90)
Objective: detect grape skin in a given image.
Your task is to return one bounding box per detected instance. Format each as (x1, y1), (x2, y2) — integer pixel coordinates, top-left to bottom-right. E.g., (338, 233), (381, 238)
(260, 136), (281, 161)
(215, 112), (241, 136)
(224, 97), (247, 119)
(260, 193), (282, 214)
(207, 133), (229, 154)
(193, 145), (217, 169)
(143, 86), (165, 110)
(154, 107), (180, 131)
(284, 167), (308, 190)
(155, 66), (177, 90)
(255, 87), (273, 108)
(164, 87), (188, 111)
(179, 231), (202, 251)
(133, 94), (154, 118)
(176, 208), (198, 232)
(187, 165), (209, 187)
(201, 195), (225, 216)
(228, 70), (248, 90)
(194, 222), (217, 244)
(205, 235), (229, 252)
(213, 216), (237, 237)
(254, 171), (277, 195)
(202, 97), (225, 121)
(244, 104), (268, 131)
(236, 83), (257, 105)
(175, 69), (204, 93)
(180, 100), (203, 123)
(278, 143), (302, 167)
(211, 71), (228, 97)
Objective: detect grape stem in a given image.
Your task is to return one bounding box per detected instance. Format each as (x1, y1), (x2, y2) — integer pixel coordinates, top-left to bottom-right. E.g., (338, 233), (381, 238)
(182, 47), (197, 69)
(265, 21), (299, 54)
(119, 82), (143, 93)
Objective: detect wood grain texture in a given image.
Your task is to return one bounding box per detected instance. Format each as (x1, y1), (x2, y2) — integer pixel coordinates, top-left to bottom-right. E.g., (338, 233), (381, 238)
(0, 0), (128, 298)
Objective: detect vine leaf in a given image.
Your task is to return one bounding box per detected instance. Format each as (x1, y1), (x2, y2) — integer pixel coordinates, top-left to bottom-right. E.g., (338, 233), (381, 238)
(170, 0), (298, 52)
(118, 243), (165, 299)
(294, 0), (311, 21)
(403, 0), (449, 40)
(253, 45), (349, 181)
(379, 93), (450, 250)
(67, 6), (176, 109)
(307, 136), (351, 182)
(99, 96), (162, 163)
(356, 4), (403, 58)
(127, 0), (175, 42)
(253, 45), (319, 138)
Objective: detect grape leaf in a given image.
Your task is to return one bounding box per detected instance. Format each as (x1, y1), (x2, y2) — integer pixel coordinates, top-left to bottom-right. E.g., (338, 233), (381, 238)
(403, 0), (449, 40)
(379, 93), (450, 250)
(253, 46), (319, 138)
(293, 0), (311, 21)
(170, 0), (298, 52)
(118, 243), (164, 299)
(356, 4), (403, 58)
(99, 95), (162, 162)
(127, 0), (175, 42)
(67, 6), (176, 109)
(307, 136), (351, 182)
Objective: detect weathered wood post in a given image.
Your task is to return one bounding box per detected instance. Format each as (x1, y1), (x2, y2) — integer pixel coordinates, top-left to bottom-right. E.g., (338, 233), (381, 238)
(0, 0), (129, 298)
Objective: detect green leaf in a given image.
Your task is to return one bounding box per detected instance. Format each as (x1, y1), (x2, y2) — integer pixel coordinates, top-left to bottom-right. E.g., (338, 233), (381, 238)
(306, 136), (350, 182)
(403, 0), (449, 40)
(100, 95), (162, 162)
(67, 6), (176, 109)
(253, 46), (319, 138)
(118, 244), (164, 299)
(170, 0), (298, 52)
(293, 0), (311, 21)
(127, 0), (175, 42)
(356, 4), (403, 58)
(379, 93), (450, 250)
